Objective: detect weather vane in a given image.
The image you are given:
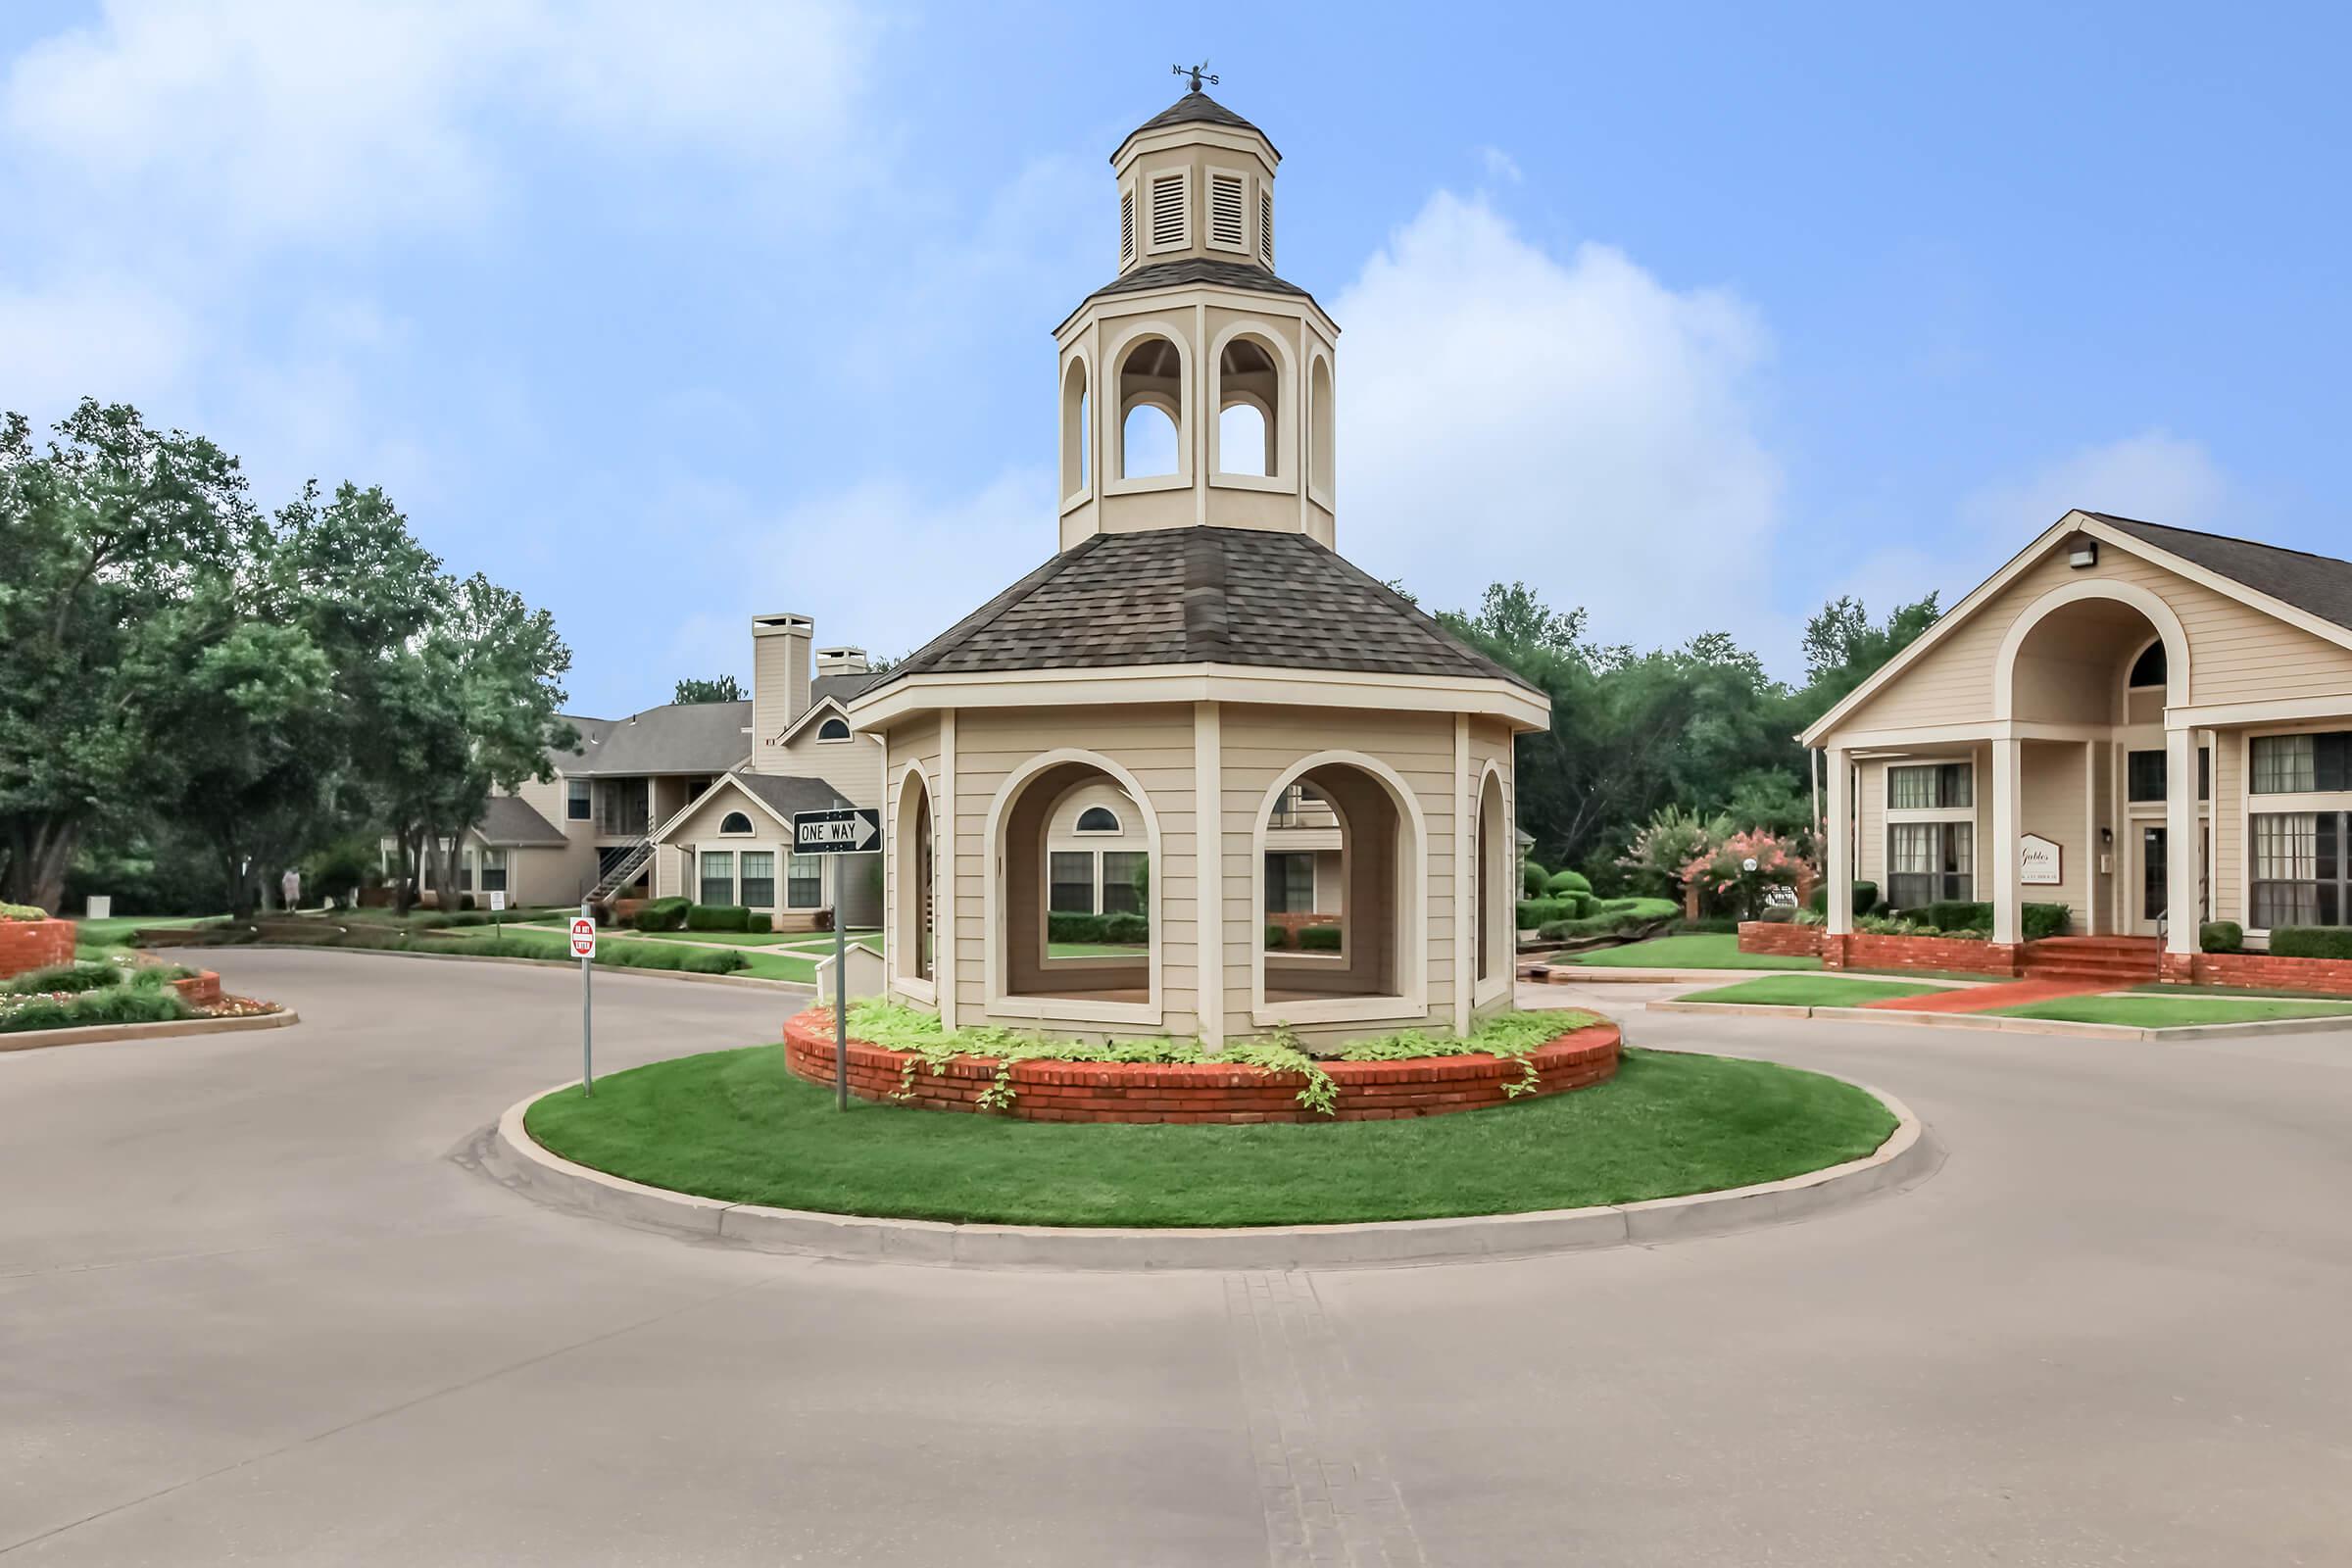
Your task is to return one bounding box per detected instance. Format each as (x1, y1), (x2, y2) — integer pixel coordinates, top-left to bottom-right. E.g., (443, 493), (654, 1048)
(1173, 61), (1218, 93)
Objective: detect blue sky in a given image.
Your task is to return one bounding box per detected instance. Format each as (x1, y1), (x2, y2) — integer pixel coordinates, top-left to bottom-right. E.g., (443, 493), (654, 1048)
(4, 2), (2347, 716)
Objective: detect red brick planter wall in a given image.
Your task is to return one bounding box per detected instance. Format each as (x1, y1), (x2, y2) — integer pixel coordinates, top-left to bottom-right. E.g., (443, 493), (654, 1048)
(0, 919), (75, 980)
(1822, 932), (2021, 976)
(1737, 921), (1822, 958)
(780, 1009), (1621, 1124)
(2185, 951), (2352, 996)
(172, 970), (223, 1006)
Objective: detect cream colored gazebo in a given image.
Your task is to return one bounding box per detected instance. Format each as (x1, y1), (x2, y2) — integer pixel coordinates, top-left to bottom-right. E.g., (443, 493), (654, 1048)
(846, 83), (1549, 1047)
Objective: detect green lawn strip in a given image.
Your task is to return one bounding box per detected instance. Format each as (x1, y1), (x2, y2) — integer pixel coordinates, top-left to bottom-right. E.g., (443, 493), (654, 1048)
(729, 950), (817, 983)
(1989, 995), (2352, 1028)
(1048, 942), (1149, 958)
(73, 914), (218, 949)
(523, 1045), (1894, 1228)
(1679, 974), (1950, 1008)
(1563, 932), (1823, 971)
(597, 928), (808, 947)
(2124, 981), (2352, 1002)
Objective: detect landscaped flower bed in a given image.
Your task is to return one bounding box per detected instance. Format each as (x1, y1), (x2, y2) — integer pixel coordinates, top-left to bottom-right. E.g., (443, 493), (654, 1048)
(781, 1002), (1621, 1124)
(0, 903), (76, 980)
(0, 956), (270, 1035)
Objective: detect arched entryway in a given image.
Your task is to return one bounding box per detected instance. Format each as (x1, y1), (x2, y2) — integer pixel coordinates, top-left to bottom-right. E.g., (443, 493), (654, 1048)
(892, 765), (935, 988)
(987, 752), (1159, 1021)
(1252, 754), (1426, 1022)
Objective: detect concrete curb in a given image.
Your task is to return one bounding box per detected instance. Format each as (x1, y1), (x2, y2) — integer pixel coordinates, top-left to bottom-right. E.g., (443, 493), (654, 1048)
(0, 1007), (301, 1054)
(1522, 965), (1997, 987)
(1649, 997), (2352, 1042)
(479, 1078), (1936, 1272)
(217, 942), (815, 995)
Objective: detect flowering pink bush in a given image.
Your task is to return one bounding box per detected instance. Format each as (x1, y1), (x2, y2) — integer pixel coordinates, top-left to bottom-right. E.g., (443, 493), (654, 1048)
(1679, 830), (1811, 919)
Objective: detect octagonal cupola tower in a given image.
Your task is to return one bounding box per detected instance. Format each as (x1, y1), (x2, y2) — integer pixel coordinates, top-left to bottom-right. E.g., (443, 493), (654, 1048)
(1054, 77), (1338, 551)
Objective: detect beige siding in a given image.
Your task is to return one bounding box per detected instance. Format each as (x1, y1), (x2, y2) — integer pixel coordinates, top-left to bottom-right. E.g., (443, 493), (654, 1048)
(1835, 539), (2352, 738)
(762, 716), (884, 808)
(2213, 730), (2242, 927)
(2019, 741), (2090, 927)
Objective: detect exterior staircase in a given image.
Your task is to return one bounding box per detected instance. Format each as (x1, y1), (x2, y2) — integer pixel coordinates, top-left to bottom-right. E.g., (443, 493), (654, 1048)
(588, 837), (656, 906)
(2020, 935), (2162, 985)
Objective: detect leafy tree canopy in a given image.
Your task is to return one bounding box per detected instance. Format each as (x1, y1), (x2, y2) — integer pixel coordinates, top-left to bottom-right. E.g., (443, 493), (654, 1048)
(673, 674), (745, 704)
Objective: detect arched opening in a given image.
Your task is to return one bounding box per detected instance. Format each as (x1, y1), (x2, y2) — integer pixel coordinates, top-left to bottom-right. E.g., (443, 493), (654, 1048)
(1258, 760), (1415, 1006)
(1000, 761), (1153, 1005)
(1060, 357), (1089, 497)
(1116, 336), (1183, 480)
(1476, 767), (1508, 991)
(1308, 355), (1334, 497)
(718, 810), (754, 836)
(1216, 335), (1280, 477)
(815, 716), (852, 742)
(894, 770), (934, 984)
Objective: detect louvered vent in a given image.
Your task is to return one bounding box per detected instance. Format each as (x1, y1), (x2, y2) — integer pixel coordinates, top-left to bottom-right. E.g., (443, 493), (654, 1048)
(1120, 189), (1134, 265)
(1259, 190), (1274, 266)
(1149, 172), (1187, 250)
(1208, 172), (1246, 250)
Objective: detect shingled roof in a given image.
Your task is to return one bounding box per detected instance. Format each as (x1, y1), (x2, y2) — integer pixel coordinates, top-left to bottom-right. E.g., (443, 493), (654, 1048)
(861, 527), (1538, 695)
(1059, 258), (1322, 335)
(560, 701), (755, 776)
(1117, 89), (1278, 160)
(477, 795), (566, 847)
(2092, 514), (2352, 635)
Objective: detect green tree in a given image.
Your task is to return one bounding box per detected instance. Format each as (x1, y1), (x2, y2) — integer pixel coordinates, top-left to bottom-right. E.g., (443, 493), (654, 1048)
(1792, 593), (1941, 723)
(0, 401), (255, 911)
(673, 674), (744, 704)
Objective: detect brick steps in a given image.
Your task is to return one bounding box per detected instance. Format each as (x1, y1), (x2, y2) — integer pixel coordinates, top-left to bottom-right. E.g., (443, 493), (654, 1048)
(2021, 935), (2160, 986)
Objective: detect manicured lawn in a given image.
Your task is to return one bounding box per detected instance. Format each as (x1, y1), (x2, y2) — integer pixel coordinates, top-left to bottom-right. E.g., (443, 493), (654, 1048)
(523, 1043), (1897, 1228)
(731, 950), (817, 983)
(1049, 942), (1149, 958)
(2125, 982), (2352, 1002)
(1566, 932), (1821, 970)
(604, 927), (809, 948)
(1991, 995), (2352, 1028)
(1679, 974), (1949, 1007)
(73, 914), (217, 948)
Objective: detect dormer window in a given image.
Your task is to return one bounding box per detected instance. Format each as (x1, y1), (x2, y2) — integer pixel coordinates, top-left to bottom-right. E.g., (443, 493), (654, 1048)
(1147, 170), (1188, 253)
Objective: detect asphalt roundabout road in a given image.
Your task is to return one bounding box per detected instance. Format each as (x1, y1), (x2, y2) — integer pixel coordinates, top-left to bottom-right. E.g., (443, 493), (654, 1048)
(6, 949), (2351, 1564)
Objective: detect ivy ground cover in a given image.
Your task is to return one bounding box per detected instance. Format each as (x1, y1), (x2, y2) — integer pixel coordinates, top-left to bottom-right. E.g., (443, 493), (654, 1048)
(524, 1045), (1896, 1227)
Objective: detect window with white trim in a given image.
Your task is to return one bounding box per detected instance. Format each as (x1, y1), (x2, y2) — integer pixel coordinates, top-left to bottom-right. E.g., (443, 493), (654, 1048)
(480, 848), (508, 894)
(816, 717), (852, 742)
(1888, 762), (1972, 810)
(787, 853), (822, 909)
(2252, 731), (2352, 794)
(1075, 806), (1120, 834)
(739, 851), (775, 909)
(566, 779), (591, 821)
(1101, 851), (1147, 915)
(699, 850), (733, 906)
(718, 810), (754, 836)
(1049, 851), (1095, 913)
(1147, 170), (1187, 252)
(1887, 822), (1973, 909)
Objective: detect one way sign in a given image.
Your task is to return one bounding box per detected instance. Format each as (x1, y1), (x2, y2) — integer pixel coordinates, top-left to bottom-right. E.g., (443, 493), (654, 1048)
(793, 808), (881, 854)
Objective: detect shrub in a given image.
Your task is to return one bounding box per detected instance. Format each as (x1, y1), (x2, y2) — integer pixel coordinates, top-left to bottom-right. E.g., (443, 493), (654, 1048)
(1544, 868), (1592, 897)
(2022, 903), (2072, 941)
(5, 961), (124, 996)
(1264, 922), (1286, 950)
(1521, 859), (1549, 898)
(0, 985), (189, 1034)
(0, 901), (50, 921)
(1919, 900), (1992, 932)
(1596, 897), (1680, 922)
(2200, 920), (2244, 955)
(1516, 898), (1578, 929)
(685, 904), (751, 932)
(812, 907), (835, 933)
(2272, 926), (2352, 961)
(1298, 924), (1344, 952)
(630, 897), (692, 933)
(1759, 905), (1795, 924)
(1809, 881), (1881, 916)
(1101, 912), (1149, 944)
(1048, 911), (1105, 944)
(747, 913), (772, 934)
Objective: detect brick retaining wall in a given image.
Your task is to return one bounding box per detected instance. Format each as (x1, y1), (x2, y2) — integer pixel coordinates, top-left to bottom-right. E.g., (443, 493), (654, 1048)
(172, 970), (223, 1006)
(2183, 951), (2352, 996)
(1823, 932), (2022, 976)
(780, 1009), (1621, 1124)
(1736, 921), (1822, 958)
(0, 919), (75, 980)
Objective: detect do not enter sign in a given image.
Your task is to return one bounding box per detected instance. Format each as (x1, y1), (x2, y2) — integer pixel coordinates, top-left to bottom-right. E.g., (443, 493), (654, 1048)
(569, 916), (597, 959)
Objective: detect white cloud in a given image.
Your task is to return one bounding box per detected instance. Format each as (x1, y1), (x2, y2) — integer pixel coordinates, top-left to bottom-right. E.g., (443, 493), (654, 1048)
(1477, 146), (1523, 184)
(0, 275), (195, 412)
(1333, 191), (1783, 649)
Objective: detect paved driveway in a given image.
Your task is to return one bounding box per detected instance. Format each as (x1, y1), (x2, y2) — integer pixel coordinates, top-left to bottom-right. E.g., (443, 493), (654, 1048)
(3, 950), (2348, 1565)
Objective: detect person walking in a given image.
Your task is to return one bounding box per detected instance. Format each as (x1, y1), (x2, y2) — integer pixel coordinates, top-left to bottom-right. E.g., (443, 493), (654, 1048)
(279, 865), (303, 913)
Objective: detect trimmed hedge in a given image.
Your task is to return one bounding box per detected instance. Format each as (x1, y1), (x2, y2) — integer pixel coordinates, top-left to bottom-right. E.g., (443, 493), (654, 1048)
(1521, 860), (1549, 898)
(1901, 900), (2071, 941)
(748, 912), (772, 934)
(1046, 911), (1151, 945)
(1518, 894), (1597, 928)
(2200, 920), (2244, 955)
(630, 896), (692, 933)
(2272, 926), (2352, 960)
(1264, 922), (1285, 950)
(1298, 924), (1343, 952)
(685, 904), (752, 932)
(1543, 868), (1592, 897)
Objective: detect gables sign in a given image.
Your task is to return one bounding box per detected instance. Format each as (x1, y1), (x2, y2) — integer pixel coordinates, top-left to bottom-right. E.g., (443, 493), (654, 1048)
(2018, 834), (2063, 886)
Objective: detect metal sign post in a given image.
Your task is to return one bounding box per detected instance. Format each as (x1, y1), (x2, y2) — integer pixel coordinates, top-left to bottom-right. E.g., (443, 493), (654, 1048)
(571, 905), (598, 1096)
(792, 807), (884, 1112)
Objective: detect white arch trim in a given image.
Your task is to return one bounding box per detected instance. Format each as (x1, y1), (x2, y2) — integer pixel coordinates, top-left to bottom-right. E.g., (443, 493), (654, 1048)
(887, 760), (936, 1004)
(1993, 577), (2190, 721)
(1206, 318), (1298, 490)
(1102, 323), (1193, 494)
(1472, 759), (1511, 1007)
(1250, 749), (1431, 1028)
(981, 748), (1164, 1027)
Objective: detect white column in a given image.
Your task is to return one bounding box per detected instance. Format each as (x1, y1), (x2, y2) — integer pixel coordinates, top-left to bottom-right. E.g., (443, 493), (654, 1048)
(1991, 737), (2022, 945)
(2082, 739), (2100, 936)
(937, 709), (958, 1028)
(2166, 724), (2198, 956)
(1453, 713), (1473, 1036)
(1825, 746), (1853, 935)
(1194, 701), (1225, 1050)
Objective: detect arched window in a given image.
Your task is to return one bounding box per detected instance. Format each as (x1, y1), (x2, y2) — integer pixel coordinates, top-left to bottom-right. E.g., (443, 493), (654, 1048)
(816, 716), (852, 741)
(1215, 334), (1281, 478)
(2128, 640), (2166, 689)
(1060, 357), (1090, 498)
(719, 810), (754, 836)
(1308, 355), (1334, 497)
(1116, 336), (1183, 480)
(1476, 769), (1508, 990)
(1075, 806), (1121, 834)
(1257, 760), (1418, 1012)
(896, 773), (934, 985)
